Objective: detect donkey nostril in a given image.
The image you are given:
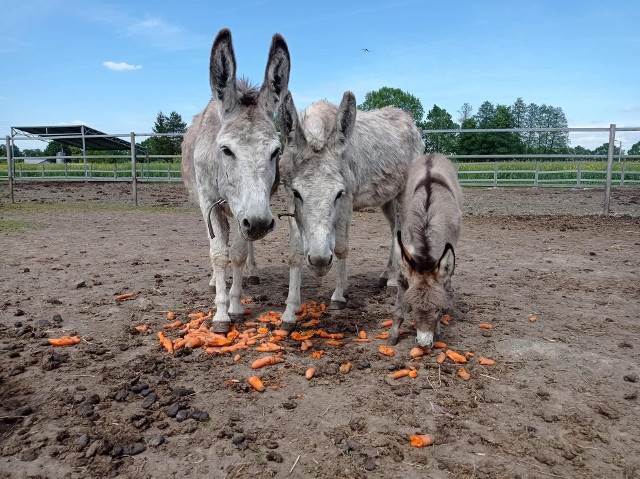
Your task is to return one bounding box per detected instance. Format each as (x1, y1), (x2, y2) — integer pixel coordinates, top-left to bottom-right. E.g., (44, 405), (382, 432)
(242, 219), (250, 229)
(328, 254), (333, 265)
(268, 219), (275, 231)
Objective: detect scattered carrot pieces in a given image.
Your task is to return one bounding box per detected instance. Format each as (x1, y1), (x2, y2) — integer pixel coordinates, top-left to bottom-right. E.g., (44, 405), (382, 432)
(157, 331), (174, 354)
(166, 311), (176, 321)
(389, 369), (411, 379)
(440, 313), (452, 325)
(381, 320), (393, 328)
(436, 351), (446, 364)
(358, 330), (367, 339)
(457, 368), (471, 380)
(301, 339), (313, 351)
(378, 345), (395, 357)
(291, 331), (315, 341)
(339, 362), (352, 373)
(479, 356), (495, 366)
(375, 332), (389, 340)
(115, 293), (135, 301)
(255, 343), (283, 352)
(317, 330), (344, 340)
(187, 312), (206, 319)
(410, 347), (425, 359)
(243, 309), (252, 316)
(251, 355), (284, 369)
(163, 320), (183, 330)
(409, 434), (434, 448)
(311, 350), (324, 359)
(186, 337), (205, 349)
(305, 367), (316, 380)
(408, 369), (418, 378)
(134, 325), (149, 333)
(301, 319), (321, 328)
(446, 350), (467, 364)
(479, 323), (494, 329)
(248, 376), (265, 392)
(324, 339), (344, 346)
(433, 342), (447, 349)
(271, 329), (289, 337)
(48, 336), (81, 347)
(529, 315), (537, 322)
(233, 354), (241, 362)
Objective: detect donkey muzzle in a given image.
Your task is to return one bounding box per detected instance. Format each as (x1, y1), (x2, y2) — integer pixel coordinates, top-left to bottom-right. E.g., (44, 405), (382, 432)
(240, 215), (276, 241)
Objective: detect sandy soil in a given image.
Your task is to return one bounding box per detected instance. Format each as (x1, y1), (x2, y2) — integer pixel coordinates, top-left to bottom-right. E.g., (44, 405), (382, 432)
(0, 182), (639, 479)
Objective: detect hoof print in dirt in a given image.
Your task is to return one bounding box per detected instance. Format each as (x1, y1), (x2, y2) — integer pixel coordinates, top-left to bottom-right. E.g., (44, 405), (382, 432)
(20, 449), (38, 462)
(148, 435), (165, 447)
(363, 456), (376, 471)
(266, 451), (283, 463)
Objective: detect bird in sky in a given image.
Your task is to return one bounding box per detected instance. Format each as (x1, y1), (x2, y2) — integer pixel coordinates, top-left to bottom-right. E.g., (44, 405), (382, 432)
(362, 48), (370, 53)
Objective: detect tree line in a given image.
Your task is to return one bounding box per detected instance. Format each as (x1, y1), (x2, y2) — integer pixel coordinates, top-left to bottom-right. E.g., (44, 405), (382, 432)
(358, 87), (638, 159)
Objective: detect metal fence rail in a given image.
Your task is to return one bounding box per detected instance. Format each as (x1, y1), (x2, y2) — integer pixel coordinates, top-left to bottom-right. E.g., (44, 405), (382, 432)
(4, 125), (640, 213)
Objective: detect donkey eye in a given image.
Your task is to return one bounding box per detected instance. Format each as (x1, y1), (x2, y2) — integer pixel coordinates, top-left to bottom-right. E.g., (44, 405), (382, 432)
(292, 189), (302, 201)
(270, 148), (280, 161)
(221, 146), (234, 157)
(335, 190), (344, 201)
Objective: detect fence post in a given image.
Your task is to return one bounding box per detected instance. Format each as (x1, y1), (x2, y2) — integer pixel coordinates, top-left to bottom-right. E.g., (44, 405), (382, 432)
(5, 136), (14, 204)
(534, 161), (539, 186)
(42, 163), (45, 178)
(603, 124), (616, 215)
(114, 159), (118, 179)
(620, 160), (625, 186)
(65, 161), (68, 178)
(577, 160), (582, 187)
(493, 162), (498, 187)
(167, 162), (171, 181)
(130, 132), (138, 207)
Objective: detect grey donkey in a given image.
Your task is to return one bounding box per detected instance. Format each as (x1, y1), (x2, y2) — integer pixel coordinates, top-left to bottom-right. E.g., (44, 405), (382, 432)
(277, 91), (424, 329)
(388, 153), (463, 348)
(181, 28), (290, 332)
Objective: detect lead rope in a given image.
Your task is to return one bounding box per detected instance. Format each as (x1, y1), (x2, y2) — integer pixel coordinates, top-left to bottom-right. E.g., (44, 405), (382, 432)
(207, 198), (227, 239)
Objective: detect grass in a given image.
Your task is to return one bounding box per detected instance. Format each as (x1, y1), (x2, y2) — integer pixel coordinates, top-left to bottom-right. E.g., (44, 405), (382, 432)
(0, 219), (34, 233)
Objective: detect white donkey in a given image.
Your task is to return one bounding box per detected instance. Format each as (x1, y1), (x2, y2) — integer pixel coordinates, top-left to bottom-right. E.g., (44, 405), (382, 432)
(181, 28), (290, 332)
(388, 153), (463, 347)
(277, 91), (424, 329)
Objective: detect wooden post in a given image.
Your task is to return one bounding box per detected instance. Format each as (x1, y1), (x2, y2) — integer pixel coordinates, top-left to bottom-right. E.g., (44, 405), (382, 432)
(130, 132), (138, 206)
(5, 136), (14, 203)
(603, 124), (615, 215)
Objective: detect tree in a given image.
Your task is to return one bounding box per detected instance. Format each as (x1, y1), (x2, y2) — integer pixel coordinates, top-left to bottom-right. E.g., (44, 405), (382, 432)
(629, 141), (640, 156)
(474, 101), (496, 128)
(0, 144), (21, 158)
(457, 117), (481, 156)
(143, 111), (187, 159)
(458, 103), (524, 156)
(421, 105), (459, 154)
(358, 87), (424, 123)
(457, 103), (473, 124)
(43, 141), (71, 158)
(592, 143), (623, 157)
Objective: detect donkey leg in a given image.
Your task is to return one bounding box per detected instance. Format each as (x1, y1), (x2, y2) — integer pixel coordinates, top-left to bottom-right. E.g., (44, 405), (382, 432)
(388, 270), (409, 345)
(330, 207), (351, 310)
(281, 217), (304, 330)
(380, 200), (399, 292)
(228, 229), (249, 316)
(245, 240), (260, 285)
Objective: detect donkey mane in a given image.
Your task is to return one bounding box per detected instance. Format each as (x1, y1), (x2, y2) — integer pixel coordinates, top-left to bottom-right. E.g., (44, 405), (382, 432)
(410, 154), (453, 273)
(236, 77), (261, 106)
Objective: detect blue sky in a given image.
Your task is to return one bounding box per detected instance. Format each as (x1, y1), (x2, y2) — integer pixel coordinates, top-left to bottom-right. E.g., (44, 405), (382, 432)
(1, 0), (639, 151)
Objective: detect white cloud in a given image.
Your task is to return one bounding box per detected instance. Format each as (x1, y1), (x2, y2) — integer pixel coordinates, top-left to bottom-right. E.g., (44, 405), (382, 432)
(103, 61), (142, 71)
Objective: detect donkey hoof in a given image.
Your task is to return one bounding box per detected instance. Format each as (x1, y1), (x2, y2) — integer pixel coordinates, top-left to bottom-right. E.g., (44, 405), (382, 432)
(377, 277), (388, 288)
(246, 275), (260, 285)
(212, 321), (231, 334)
(208, 284), (217, 293)
(385, 284), (398, 296)
(279, 321), (297, 332)
(329, 300), (347, 310)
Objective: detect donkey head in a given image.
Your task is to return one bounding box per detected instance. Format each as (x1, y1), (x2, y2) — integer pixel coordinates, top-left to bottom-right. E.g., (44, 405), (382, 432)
(279, 91), (357, 276)
(398, 232), (456, 347)
(210, 29), (290, 241)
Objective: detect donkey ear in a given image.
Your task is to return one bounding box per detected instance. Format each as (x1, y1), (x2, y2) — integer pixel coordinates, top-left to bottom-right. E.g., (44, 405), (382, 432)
(210, 28), (237, 118)
(333, 91), (357, 149)
(397, 231), (417, 272)
(436, 243), (456, 282)
(278, 91), (307, 154)
(260, 33), (291, 115)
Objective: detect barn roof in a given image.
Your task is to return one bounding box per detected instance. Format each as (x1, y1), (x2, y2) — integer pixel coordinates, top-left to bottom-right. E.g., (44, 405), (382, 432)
(12, 125), (146, 152)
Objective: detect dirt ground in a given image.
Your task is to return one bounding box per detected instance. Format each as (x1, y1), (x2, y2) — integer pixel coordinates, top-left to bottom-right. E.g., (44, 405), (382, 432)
(0, 182), (639, 479)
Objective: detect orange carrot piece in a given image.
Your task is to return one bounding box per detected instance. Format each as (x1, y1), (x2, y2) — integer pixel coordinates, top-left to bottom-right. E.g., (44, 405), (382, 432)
(157, 331), (174, 354)
(186, 337), (205, 349)
(48, 336), (81, 347)
(324, 339), (344, 346)
(115, 293), (135, 301)
(352, 338), (372, 343)
(409, 434), (434, 448)
(446, 350), (467, 364)
(173, 338), (188, 350)
(436, 351), (446, 364)
(187, 312), (206, 319)
(381, 320), (393, 328)
(251, 355), (284, 369)
(308, 311), (322, 319)
(163, 320), (183, 330)
(339, 362), (352, 373)
(440, 313), (451, 325)
(233, 354), (241, 362)
(311, 350), (324, 359)
(166, 311), (176, 321)
(301, 319), (321, 328)
(134, 325), (149, 333)
(408, 369), (418, 378)
(389, 369), (411, 379)
(433, 341), (447, 349)
(296, 303), (308, 314)
(479, 323), (494, 329)
(378, 345), (395, 357)
(375, 332), (389, 340)
(291, 331), (315, 341)
(318, 330), (344, 340)
(529, 315), (537, 322)
(255, 343), (283, 352)
(300, 339), (313, 351)
(272, 329), (289, 337)
(319, 303), (326, 312)
(248, 376), (265, 392)
(457, 368), (471, 380)
(478, 356), (495, 366)
(358, 330), (367, 339)
(305, 367), (316, 380)
(207, 336), (232, 347)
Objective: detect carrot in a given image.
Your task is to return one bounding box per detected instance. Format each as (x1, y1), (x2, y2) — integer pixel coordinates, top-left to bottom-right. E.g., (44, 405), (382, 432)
(457, 368), (471, 380)
(352, 338), (372, 343)
(440, 313), (452, 325)
(163, 320), (183, 330)
(389, 369), (411, 379)
(186, 337), (205, 349)
(319, 303), (326, 312)
(529, 315), (537, 322)
(465, 351), (475, 359)
(248, 376), (265, 392)
(134, 325), (149, 333)
(255, 343), (283, 352)
(301, 319), (321, 328)
(173, 338), (188, 350)
(409, 434), (434, 448)
(291, 331), (315, 341)
(479, 323), (494, 329)
(381, 320), (393, 328)
(296, 303), (308, 314)
(48, 336), (81, 347)
(478, 356), (495, 366)
(241, 297), (253, 304)
(358, 331), (367, 339)
(244, 321), (259, 327)
(166, 311), (176, 321)
(339, 362), (352, 373)
(233, 354), (241, 362)
(410, 347), (425, 359)
(446, 350), (467, 364)
(305, 367), (317, 380)
(251, 355), (284, 369)
(207, 336), (232, 347)
(157, 331), (174, 354)
(378, 345), (395, 357)
(324, 340), (344, 346)
(308, 311), (322, 319)
(115, 293), (135, 301)
(433, 341), (447, 349)
(318, 330), (344, 340)
(375, 332), (389, 340)
(300, 339), (313, 351)
(271, 329), (289, 337)
(205, 347), (223, 354)
(311, 350), (324, 359)
(408, 369), (418, 378)
(187, 312), (206, 319)
(436, 351), (446, 364)
(243, 308), (252, 316)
